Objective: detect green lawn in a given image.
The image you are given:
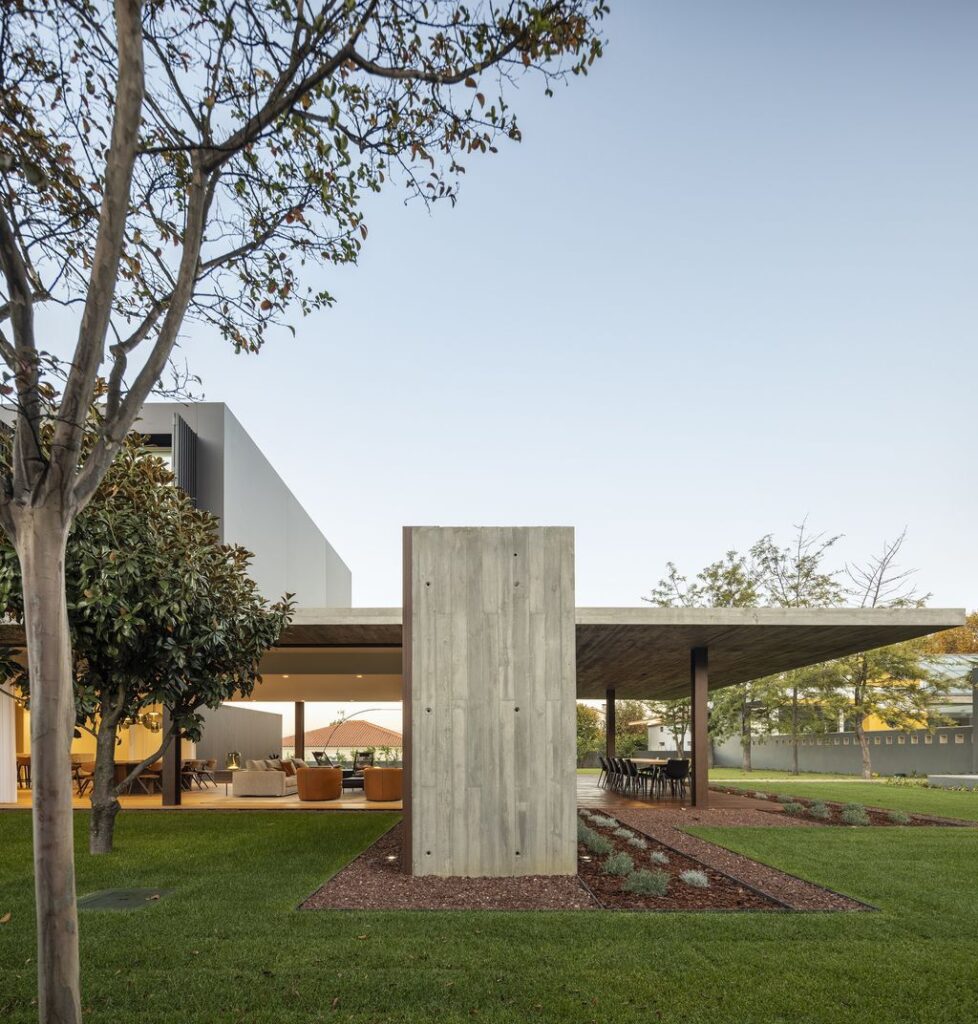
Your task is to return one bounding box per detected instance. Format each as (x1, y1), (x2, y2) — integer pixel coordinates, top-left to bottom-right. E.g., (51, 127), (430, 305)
(721, 779), (978, 821)
(578, 767), (860, 781)
(2, 811), (978, 1022)
(708, 767), (862, 781)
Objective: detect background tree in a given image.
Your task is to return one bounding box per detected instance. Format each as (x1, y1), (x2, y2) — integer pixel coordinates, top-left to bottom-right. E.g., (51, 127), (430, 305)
(0, 4), (607, 1018)
(613, 698), (649, 758)
(752, 520), (843, 773)
(576, 702), (602, 765)
(641, 697), (691, 758)
(922, 610), (978, 654)
(0, 433), (293, 853)
(815, 533), (945, 779)
(644, 548), (767, 768)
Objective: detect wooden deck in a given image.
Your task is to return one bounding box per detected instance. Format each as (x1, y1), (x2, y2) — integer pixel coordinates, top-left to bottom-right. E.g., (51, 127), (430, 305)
(576, 774), (782, 814)
(4, 778), (770, 817)
(2, 788), (402, 812)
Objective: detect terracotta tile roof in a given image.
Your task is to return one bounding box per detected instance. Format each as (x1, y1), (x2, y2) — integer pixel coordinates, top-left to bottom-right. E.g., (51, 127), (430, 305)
(283, 720), (402, 749)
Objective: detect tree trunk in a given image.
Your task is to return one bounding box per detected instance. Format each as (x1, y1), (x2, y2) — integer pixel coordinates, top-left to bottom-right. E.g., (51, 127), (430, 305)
(89, 718), (121, 855)
(791, 687), (799, 775)
(855, 720), (873, 780)
(740, 702), (752, 772)
(17, 509), (82, 1024)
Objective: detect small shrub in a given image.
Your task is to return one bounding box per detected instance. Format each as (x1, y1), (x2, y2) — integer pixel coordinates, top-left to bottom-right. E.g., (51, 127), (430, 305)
(650, 850), (670, 866)
(623, 869), (669, 896)
(603, 851), (634, 877)
(887, 810), (911, 825)
(809, 801), (831, 820)
(679, 869), (709, 888)
(583, 831), (613, 855)
(627, 835), (648, 850)
(775, 793), (796, 804)
(577, 820), (595, 843)
(781, 801), (806, 817)
(590, 814), (619, 828)
(613, 826), (635, 840)
(840, 806), (870, 826)
(752, 791), (770, 800)
(842, 802), (864, 812)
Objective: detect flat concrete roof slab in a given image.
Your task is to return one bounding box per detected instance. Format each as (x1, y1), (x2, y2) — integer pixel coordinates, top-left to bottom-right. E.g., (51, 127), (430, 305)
(248, 606), (964, 702)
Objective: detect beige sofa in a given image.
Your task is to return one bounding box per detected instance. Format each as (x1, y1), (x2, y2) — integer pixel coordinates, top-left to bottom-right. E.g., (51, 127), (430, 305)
(232, 758), (300, 797)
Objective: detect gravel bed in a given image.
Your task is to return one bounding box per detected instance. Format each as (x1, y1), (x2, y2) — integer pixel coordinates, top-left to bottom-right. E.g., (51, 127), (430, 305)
(611, 808), (870, 912)
(304, 813), (869, 913)
(711, 786), (978, 828)
(303, 824), (598, 910)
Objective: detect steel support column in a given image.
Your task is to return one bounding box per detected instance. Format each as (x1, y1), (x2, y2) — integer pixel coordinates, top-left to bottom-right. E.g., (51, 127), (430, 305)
(605, 688), (616, 759)
(161, 708), (181, 806)
(690, 647), (709, 807)
(294, 701), (305, 761)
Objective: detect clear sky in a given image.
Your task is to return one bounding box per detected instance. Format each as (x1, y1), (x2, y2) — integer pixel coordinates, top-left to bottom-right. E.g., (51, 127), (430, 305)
(155, 3), (975, 733)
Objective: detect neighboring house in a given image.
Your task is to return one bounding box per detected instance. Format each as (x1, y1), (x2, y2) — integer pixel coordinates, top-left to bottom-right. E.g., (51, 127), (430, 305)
(282, 719), (402, 762)
(645, 720), (690, 754)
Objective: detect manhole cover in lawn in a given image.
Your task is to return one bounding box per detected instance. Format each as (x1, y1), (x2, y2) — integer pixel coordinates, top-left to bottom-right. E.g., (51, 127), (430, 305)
(77, 888), (173, 911)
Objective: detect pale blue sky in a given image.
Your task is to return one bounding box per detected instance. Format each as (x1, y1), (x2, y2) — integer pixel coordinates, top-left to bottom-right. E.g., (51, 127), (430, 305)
(171, 0), (976, 616)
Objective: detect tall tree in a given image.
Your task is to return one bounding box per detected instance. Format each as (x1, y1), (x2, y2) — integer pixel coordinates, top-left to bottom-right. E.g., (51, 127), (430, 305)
(818, 532), (945, 779)
(0, 434), (293, 853)
(576, 702), (602, 765)
(0, 4), (607, 1018)
(613, 698), (649, 757)
(644, 548), (766, 768)
(922, 610), (978, 654)
(752, 520), (843, 773)
(641, 697), (691, 758)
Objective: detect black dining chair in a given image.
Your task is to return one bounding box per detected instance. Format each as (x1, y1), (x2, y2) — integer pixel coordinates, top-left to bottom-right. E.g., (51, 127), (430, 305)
(663, 758), (690, 801)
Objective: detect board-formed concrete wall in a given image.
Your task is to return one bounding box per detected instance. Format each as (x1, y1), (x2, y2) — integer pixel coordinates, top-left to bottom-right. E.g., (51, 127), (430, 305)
(404, 527), (577, 877)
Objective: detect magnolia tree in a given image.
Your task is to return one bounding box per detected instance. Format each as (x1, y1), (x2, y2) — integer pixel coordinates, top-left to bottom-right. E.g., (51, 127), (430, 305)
(0, 434), (293, 854)
(0, 3), (607, 1019)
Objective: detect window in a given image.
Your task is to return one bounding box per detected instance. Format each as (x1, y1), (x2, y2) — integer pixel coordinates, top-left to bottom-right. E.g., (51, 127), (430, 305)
(939, 734), (948, 744)
(955, 734), (965, 745)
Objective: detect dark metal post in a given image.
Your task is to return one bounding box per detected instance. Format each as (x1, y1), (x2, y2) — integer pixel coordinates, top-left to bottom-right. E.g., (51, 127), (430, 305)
(605, 688), (616, 759)
(161, 708), (181, 806)
(294, 701), (305, 761)
(690, 647), (709, 807)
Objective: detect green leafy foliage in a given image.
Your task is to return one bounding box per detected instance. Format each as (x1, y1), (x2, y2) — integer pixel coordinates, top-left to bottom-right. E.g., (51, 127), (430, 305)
(781, 802), (806, 817)
(0, 433), (293, 767)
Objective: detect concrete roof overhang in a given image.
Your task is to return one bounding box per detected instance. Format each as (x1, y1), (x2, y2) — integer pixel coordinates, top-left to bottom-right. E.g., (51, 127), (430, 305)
(1, 606), (962, 703)
(238, 605), (966, 702)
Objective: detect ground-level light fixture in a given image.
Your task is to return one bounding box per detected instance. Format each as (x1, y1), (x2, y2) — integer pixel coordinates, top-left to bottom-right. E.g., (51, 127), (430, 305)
(225, 751), (242, 770)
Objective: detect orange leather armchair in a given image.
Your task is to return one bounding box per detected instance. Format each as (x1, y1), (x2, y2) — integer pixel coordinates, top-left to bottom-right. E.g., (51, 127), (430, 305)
(296, 766), (342, 801)
(362, 766), (403, 801)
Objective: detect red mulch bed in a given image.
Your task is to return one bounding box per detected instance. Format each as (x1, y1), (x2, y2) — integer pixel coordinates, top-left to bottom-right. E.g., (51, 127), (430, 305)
(709, 786), (977, 827)
(577, 816), (781, 910)
(303, 825), (597, 910)
(302, 816), (867, 913)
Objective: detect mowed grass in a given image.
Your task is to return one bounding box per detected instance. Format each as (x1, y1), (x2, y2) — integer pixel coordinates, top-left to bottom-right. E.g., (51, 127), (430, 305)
(2, 811), (978, 1023)
(722, 779), (978, 821)
(709, 768), (859, 781)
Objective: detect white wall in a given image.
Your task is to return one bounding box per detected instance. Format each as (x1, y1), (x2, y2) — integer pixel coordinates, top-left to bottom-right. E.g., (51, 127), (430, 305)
(137, 402), (352, 607)
(0, 692), (17, 803)
(222, 406), (352, 607)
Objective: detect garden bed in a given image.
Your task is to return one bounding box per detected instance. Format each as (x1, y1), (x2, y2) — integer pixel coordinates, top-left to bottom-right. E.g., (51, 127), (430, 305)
(710, 786), (976, 827)
(304, 817), (866, 913)
(576, 812), (781, 910)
